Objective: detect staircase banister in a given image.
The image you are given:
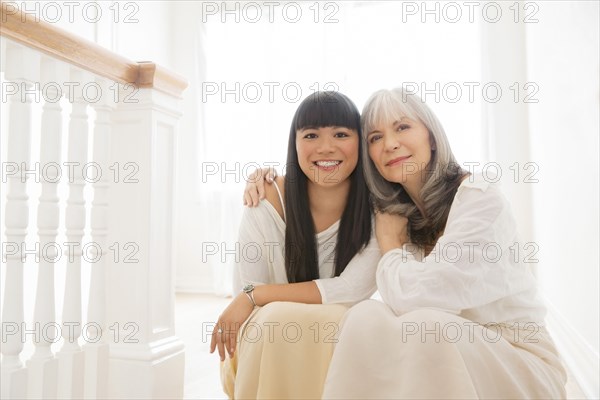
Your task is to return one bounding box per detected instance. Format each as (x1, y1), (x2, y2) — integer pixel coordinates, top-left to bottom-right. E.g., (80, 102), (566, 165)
(0, 1), (188, 98)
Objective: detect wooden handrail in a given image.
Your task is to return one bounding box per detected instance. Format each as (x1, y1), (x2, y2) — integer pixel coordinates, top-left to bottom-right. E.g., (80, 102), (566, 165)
(0, 1), (187, 98)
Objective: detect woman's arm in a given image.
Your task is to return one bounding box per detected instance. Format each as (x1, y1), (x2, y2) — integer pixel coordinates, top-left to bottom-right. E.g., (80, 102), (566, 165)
(376, 182), (535, 316)
(210, 281), (321, 361)
(253, 281), (322, 305)
(212, 182), (323, 360)
(313, 233), (380, 304)
(210, 203), (274, 360)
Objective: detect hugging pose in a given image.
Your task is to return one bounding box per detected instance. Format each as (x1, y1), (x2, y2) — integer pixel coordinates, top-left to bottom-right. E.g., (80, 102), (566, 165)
(210, 89), (567, 399)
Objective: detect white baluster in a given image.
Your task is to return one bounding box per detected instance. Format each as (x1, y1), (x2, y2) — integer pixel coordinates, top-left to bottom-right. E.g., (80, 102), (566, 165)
(57, 67), (90, 399)
(0, 41), (39, 400)
(83, 77), (111, 399)
(26, 56), (68, 400)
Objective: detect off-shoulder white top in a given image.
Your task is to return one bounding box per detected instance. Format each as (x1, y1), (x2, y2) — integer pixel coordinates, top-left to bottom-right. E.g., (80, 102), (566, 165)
(233, 190), (380, 304)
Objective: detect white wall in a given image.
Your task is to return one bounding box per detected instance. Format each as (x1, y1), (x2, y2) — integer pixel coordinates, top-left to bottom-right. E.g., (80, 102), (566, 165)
(525, 2), (599, 397)
(478, 3), (599, 396)
(169, 2), (216, 293)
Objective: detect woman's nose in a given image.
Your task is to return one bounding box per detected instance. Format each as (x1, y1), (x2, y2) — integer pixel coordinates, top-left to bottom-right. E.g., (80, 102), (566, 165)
(383, 132), (400, 151)
(317, 137), (335, 153)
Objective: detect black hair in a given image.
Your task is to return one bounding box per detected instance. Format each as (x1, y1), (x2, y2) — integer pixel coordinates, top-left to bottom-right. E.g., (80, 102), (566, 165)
(284, 91), (373, 283)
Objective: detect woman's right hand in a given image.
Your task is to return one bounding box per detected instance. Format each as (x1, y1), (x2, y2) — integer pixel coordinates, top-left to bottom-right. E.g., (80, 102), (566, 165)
(210, 293), (255, 361)
(243, 167), (277, 207)
(374, 211), (409, 254)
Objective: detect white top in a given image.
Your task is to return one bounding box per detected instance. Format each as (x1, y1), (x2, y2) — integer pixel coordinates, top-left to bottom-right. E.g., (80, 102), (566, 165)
(376, 173), (547, 325)
(233, 198), (381, 304)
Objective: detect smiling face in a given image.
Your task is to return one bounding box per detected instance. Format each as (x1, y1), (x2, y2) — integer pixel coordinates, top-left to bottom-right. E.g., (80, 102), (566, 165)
(366, 117), (433, 191)
(296, 126), (359, 187)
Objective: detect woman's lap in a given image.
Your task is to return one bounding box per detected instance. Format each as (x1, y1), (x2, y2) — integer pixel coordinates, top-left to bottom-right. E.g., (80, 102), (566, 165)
(323, 300), (567, 400)
(222, 301), (348, 399)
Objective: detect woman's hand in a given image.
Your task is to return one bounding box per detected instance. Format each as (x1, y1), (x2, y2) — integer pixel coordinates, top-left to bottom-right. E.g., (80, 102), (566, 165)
(375, 211), (409, 254)
(210, 293), (255, 361)
(243, 167), (277, 207)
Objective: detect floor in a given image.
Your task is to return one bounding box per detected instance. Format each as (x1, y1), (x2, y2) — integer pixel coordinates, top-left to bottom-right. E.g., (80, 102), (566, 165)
(175, 293), (589, 400)
(177, 293), (230, 399)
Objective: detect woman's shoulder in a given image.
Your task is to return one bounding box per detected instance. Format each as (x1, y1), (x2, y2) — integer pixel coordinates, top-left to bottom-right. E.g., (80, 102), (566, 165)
(445, 171), (518, 242)
(458, 171), (495, 191)
(241, 190), (286, 233)
(263, 176), (285, 222)
(452, 171), (509, 216)
(456, 171), (504, 197)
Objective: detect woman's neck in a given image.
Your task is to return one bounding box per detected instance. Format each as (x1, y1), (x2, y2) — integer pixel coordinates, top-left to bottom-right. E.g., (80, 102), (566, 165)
(307, 179), (351, 231)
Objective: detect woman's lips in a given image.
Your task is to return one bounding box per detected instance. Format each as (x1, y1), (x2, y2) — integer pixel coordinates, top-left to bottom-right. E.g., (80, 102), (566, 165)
(386, 155), (411, 167)
(314, 160), (341, 171)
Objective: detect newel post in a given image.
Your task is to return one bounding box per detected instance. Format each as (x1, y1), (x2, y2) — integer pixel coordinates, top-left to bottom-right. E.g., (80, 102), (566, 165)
(105, 78), (186, 399)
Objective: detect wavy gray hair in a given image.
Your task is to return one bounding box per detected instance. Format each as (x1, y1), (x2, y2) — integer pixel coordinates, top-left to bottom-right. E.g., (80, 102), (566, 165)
(361, 88), (468, 248)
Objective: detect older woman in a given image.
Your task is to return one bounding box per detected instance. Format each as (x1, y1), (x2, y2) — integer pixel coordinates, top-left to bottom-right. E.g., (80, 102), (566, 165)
(321, 88), (567, 399)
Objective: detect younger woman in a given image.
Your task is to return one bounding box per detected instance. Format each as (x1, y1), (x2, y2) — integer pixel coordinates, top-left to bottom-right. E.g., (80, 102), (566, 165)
(211, 91), (380, 399)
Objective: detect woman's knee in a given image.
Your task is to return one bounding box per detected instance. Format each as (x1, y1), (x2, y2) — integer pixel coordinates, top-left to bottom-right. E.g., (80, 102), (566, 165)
(396, 309), (476, 347)
(339, 300), (393, 335)
(253, 301), (298, 323)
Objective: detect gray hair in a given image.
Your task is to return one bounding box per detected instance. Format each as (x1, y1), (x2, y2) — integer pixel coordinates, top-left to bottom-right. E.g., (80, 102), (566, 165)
(361, 88), (467, 247)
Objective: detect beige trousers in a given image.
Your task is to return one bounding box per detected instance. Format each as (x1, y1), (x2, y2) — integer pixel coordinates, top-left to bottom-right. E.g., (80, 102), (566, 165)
(322, 300), (568, 400)
(221, 301), (349, 399)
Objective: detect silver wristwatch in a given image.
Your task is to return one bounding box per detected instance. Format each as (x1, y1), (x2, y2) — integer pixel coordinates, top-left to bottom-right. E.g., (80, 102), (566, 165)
(242, 284), (257, 307)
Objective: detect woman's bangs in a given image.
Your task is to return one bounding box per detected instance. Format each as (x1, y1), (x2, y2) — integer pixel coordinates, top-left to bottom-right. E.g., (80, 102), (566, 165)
(362, 90), (419, 137)
(294, 92), (360, 132)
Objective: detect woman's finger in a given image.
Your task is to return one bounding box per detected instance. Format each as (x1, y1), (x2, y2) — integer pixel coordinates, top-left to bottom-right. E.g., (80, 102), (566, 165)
(248, 186), (259, 207)
(216, 326), (226, 361)
(266, 166), (277, 183)
(256, 178), (266, 201)
(227, 326), (238, 358)
(209, 325), (217, 353)
(243, 191), (252, 206)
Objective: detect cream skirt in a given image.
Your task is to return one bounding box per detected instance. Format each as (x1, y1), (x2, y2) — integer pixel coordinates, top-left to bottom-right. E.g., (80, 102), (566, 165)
(221, 301), (349, 399)
(322, 300), (567, 400)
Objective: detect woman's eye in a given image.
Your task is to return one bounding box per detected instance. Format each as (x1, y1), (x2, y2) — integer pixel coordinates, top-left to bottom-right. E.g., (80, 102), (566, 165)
(304, 133), (317, 139)
(397, 124), (410, 131)
(369, 135), (382, 144)
(334, 131), (349, 138)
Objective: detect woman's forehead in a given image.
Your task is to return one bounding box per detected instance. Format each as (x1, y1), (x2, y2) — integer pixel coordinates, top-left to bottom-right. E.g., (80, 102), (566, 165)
(365, 111), (410, 130)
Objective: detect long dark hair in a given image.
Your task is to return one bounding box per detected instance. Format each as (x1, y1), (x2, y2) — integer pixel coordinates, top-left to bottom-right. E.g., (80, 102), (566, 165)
(284, 91), (373, 283)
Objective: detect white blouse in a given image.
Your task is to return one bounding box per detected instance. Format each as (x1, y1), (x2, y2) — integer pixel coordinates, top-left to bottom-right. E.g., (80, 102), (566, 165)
(376, 173), (547, 325)
(233, 199), (381, 304)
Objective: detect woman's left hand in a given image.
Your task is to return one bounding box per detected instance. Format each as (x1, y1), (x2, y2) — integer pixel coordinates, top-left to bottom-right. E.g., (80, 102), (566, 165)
(375, 211), (409, 253)
(210, 293), (255, 361)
